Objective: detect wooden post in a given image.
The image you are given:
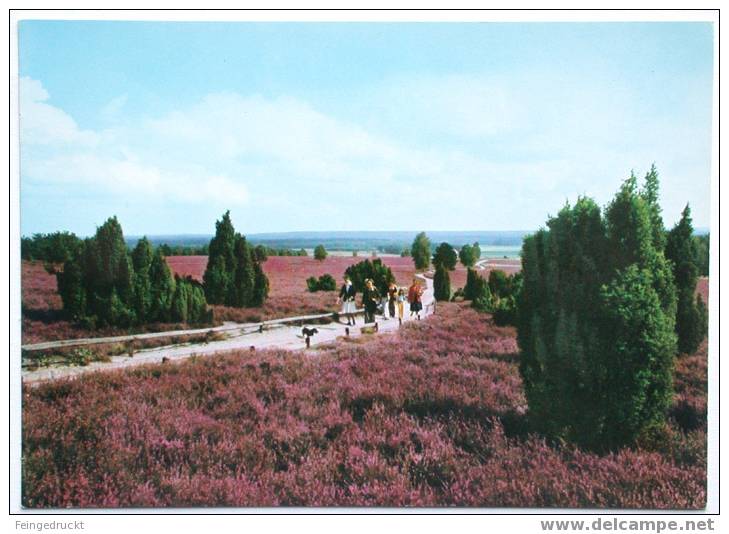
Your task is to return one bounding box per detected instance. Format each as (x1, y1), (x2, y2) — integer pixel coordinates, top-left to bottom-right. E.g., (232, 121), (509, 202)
(306, 336), (311, 348)
(345, 327), (350, 337)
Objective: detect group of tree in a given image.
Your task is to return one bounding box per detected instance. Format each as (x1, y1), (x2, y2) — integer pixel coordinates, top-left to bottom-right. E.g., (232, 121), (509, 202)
(156, 243), (209, 256)
(343, 258), (395, 295)
(516, 166), (707, 451)
(21, 232), (83, 263)
(458, 242), (482, 267)
(56, 217), (211, 328)
(202, 211), (269, 308)
(251, 245), (308, 258)
(306, 274), (337, 292)
(463, 267), (522, 325)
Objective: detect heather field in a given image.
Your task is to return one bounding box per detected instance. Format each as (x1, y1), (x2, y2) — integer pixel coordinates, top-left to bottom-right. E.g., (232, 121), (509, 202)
(21, 258), (706, 344)
(22, 302), (706, 508)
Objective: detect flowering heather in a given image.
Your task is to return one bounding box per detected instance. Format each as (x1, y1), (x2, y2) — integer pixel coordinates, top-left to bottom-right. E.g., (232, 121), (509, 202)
(22, 303), (705, 508)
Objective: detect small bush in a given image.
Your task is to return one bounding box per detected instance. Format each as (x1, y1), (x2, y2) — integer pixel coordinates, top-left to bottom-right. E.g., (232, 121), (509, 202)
(306, 274), (337, 292)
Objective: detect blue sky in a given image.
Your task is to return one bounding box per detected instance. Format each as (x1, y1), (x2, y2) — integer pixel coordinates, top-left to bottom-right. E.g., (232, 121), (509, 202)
(19, 21), (714, 237)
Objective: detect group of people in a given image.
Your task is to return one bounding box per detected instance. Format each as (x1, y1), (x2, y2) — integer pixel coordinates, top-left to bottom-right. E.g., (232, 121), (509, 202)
(336, 276), (424, 326)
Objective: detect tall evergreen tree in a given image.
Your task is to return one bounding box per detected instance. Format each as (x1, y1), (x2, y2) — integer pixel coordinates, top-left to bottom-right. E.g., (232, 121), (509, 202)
(251, 260), (270, 306)
(463, 268), (488, 301)
(56, 248), (86, 321)
(433, 263), (451, 301)
(232, 235), (255, 307)
(148, 249), (176, 323)
(203, 211), (269, 308)
(411, 232), (431, 270)
(665, 205), (708, 354)
(203, 211), (236, 304)
(640, 164), (667, 252)
(131, 237), (154, 322)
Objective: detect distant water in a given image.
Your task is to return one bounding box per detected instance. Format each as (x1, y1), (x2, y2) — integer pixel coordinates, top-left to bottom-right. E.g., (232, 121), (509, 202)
(306, 247), (521, 259)
(478, 245), (521, 259)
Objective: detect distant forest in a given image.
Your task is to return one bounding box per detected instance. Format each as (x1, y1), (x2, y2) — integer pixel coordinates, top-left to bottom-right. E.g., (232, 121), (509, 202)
(124, 230), (532, 252)
(23, 229), (710, 271)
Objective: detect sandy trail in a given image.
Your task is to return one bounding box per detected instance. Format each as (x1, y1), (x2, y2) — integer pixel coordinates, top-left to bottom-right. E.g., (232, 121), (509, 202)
(22, 274), (434, 384)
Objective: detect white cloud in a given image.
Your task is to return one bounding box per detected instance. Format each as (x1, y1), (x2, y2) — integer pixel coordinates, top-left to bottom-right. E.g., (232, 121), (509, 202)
(19, 72), (710, 232)
(19, 76), (99, 147)
(20, 78), (248, 208)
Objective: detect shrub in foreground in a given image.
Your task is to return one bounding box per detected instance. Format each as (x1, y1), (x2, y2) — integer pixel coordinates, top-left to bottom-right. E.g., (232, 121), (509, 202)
(518, 170), (677, 451)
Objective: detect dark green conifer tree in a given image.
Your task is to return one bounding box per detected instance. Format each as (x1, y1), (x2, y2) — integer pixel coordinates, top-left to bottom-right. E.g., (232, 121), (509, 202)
(433, 263), (451, 301)
(517, 170), (677, 451)
(433, 242), (458, 271)
(131, 237), (154, 322)
(232, 235), (255, 307)
(665, 205), (708, 354)
(203, 211), (236, 304)
(148, 249), (176, 322)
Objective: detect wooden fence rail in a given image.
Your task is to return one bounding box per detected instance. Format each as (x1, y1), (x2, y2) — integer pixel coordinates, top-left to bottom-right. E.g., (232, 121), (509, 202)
(21, 308), (366, 352)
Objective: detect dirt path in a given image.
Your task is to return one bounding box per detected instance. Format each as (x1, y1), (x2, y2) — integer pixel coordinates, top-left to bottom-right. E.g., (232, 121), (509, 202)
(22, 275), (435, 384)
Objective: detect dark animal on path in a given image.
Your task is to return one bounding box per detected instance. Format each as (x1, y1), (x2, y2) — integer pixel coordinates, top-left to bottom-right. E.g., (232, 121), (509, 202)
(162, 357), (169, 363)
(302, 327), (319, 337)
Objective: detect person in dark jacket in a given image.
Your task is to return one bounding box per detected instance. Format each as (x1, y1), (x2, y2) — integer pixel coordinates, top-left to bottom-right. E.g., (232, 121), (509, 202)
(362, 278), (380, 324)
(336, 276), (357, 326)
(387, 282), (398, 320)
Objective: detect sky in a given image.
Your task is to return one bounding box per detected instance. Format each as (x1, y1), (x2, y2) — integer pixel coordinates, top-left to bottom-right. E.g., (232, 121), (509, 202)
(18, 21), (714, 237)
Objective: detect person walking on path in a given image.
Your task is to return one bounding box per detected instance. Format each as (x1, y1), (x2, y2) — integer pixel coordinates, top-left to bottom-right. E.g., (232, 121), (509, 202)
(387, 282), (398, 321)
(408, 278), (424, 320)
(396, 287), (406, 325)
(336, 276), (357, 326)
(362, 278), (380, 325)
